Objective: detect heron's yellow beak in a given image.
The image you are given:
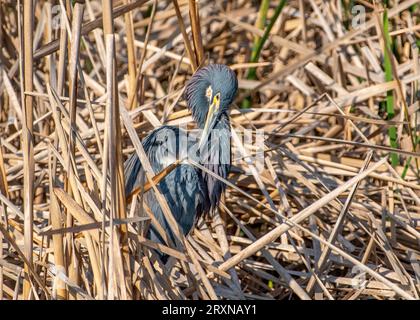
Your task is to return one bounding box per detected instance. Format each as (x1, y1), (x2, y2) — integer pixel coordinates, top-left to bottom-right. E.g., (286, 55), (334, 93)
(199, 94), (220, 149)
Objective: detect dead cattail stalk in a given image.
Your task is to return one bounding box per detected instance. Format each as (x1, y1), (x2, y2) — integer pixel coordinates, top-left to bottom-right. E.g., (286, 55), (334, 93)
(21, 0), (35, 299)
(126, 0), (158, 111)
(172, 0), (198, 71)
(124, 0), (138, 109)
(102, 0), (131, 299)
(188, 0), (204, 66)
(48, 146), (67, 300)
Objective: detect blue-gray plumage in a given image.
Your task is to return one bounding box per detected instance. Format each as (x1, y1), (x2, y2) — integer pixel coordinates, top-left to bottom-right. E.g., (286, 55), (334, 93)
(124, 64), (238, 259)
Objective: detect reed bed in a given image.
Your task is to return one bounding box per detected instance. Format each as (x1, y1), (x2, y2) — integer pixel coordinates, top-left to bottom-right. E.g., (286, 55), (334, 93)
(0, 0), (419, 300)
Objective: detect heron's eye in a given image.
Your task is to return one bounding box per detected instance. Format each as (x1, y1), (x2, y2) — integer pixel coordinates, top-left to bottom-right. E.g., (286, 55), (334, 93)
(205, 86), (212, 102)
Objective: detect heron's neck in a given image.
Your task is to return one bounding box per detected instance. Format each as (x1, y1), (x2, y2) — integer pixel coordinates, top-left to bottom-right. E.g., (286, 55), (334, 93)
(199, 112), (230, 166)
(200, 112), (231, 208)
(202, 112), (230, 139)
(214, 112), (230, 130)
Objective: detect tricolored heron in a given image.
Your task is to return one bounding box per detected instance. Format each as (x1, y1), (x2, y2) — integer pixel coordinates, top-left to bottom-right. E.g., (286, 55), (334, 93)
(124, 64), (238, 259)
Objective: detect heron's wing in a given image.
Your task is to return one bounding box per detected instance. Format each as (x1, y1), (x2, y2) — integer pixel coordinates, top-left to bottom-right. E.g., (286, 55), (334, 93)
(145, 163), (209, 245)
(124, 125), (182, 195)
(124, 150), (143, 196)
(124, 126), (209, 246)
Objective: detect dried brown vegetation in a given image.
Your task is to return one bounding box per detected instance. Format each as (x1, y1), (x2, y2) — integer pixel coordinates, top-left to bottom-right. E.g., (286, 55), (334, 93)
(0, 0), (419, 300)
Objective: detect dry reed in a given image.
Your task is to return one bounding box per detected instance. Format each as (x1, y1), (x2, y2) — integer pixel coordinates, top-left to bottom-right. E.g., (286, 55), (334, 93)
(0, 0), (418, 300)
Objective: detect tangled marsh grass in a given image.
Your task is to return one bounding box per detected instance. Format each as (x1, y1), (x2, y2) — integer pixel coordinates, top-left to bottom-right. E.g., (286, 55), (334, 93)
(0, 0), (419, 300)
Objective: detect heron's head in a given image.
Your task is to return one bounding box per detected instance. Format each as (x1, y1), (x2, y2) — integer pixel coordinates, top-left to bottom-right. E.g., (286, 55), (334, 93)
(184, 64), (238, 146)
